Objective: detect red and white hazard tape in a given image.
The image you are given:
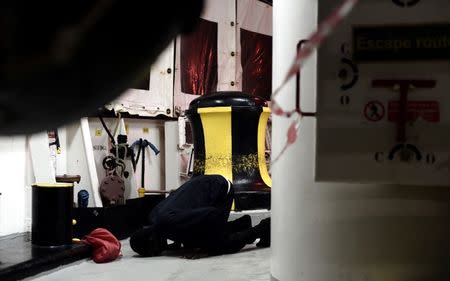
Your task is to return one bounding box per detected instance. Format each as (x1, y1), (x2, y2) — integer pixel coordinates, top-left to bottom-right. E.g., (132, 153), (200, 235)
(271, 0), (359, 163)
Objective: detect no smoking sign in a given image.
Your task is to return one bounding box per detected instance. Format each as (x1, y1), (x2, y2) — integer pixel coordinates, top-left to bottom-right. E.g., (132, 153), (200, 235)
(364, 101), (385, 122)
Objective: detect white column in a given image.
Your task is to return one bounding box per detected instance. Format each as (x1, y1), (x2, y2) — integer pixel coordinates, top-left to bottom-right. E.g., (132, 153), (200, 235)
(164, 121), (181, 190)
(0, 136), (27, 235)
(80, 118), (102, 207)
(29, 132), (56, 183)
(271, 1), (450, 281)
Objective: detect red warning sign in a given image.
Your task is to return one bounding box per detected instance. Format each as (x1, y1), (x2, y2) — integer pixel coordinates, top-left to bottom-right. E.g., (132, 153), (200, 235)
(388, 101), (440, 123)
(364, 101), (385, 122)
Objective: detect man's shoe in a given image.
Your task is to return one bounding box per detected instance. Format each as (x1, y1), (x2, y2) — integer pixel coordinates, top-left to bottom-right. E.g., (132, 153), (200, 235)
(228, 214), (252, 232)
(254, 218), (270, 248)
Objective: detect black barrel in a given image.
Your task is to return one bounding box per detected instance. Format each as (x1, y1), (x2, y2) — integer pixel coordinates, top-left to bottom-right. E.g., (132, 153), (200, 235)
(186, 92), (272, 210)
(32, 183), (74, 247)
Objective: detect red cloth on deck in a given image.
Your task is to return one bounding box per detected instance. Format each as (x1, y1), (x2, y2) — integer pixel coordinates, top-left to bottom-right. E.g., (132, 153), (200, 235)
(83, 228), (121, 263)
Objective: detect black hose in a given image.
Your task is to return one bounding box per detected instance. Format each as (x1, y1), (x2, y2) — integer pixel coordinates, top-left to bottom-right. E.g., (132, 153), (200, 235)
(141, 141), (145, 188)
(130, 148), (137, 171)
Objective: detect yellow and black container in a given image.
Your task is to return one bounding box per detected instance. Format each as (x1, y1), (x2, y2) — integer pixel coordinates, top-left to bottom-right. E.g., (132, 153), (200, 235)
(186, 92), (272, 210)
(32, 182), (74, 247)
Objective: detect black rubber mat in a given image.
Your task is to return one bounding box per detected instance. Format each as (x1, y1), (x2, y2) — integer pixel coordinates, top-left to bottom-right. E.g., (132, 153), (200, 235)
(0, 233), (91, 281)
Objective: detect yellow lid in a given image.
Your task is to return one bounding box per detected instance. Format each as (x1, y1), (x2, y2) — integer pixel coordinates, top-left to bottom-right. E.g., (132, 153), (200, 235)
(32, 182), (74, 188)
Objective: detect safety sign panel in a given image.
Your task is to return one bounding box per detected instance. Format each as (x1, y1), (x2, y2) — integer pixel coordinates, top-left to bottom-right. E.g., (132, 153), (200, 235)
(388, 101), (440, 123)
(315, 0), (450, 186)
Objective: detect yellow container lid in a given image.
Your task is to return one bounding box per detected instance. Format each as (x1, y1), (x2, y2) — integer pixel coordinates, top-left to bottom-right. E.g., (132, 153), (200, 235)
(32, 182), (74, 188)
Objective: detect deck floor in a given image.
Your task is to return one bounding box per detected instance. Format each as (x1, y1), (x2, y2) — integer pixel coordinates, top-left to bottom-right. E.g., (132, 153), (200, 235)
(26, 239), (271, 281)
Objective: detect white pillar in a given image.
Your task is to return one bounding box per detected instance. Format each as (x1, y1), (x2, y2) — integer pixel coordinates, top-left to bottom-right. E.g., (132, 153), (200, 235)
(271, 1), (450, 281)
(0, 136), (28, 235)
(29, 132), (56, 183)
(80, 118), (102, 207)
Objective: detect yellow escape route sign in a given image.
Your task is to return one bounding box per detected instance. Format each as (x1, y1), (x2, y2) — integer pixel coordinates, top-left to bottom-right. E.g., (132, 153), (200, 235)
(353, 23), (450, 61)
